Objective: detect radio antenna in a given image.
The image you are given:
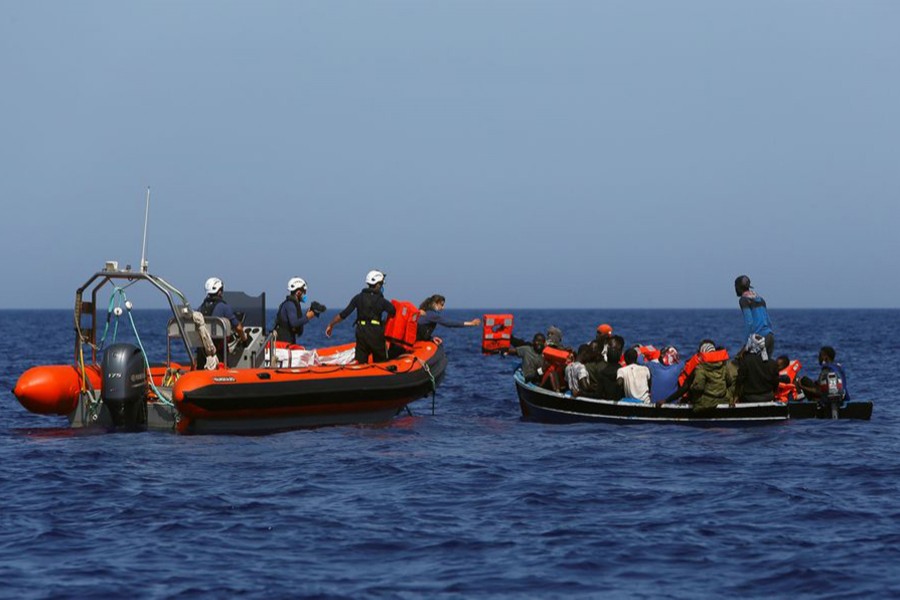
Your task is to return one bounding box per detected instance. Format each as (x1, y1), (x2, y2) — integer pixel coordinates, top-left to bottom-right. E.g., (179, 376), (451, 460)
(140, 186), (151, 273)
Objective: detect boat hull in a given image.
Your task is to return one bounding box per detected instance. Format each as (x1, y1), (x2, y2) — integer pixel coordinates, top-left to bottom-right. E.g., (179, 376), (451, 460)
(173, 342), (447, 434)
(787, 400), (873, 420)
(515, 371), (789, 426)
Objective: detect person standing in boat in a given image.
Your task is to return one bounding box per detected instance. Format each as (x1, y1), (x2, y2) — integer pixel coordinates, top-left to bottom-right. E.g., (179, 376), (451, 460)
(274, 277), (321, 346)
(198, 276), (247, 367)
(416, 294), (480, 344)
(735, 275), (775, 355)
(736, 333), (779, 403)
(325, 270), (396, 364)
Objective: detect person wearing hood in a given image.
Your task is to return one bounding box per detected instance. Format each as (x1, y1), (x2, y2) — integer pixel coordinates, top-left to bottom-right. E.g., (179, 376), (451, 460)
(325, 270), (396, 364)
(735, 275), (775, 355)
(546, 326), (564, 348)
(736, 333), (780, 403)
(689, 341), (734, 411)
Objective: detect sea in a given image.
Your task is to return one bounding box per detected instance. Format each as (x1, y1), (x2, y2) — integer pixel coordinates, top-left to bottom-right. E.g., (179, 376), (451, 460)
(1, 308), (899, 599)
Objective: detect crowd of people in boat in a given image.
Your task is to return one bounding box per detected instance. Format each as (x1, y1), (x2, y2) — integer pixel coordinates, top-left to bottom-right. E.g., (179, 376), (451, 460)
(507, 275), (850, 408)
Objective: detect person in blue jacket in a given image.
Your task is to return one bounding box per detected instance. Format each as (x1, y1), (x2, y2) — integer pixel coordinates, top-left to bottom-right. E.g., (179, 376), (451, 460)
(416, 295), (480, 343)
(197, 276), (247, 367)
(274, 277), (317, 345)
(735, 275), (774, 355)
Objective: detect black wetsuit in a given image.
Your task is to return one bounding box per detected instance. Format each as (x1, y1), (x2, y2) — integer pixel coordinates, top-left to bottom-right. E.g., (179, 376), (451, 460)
(339, 288), (396, 363)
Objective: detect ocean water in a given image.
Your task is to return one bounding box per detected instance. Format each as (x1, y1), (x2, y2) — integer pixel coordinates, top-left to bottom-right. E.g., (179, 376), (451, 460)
(1, 308), (899, 599)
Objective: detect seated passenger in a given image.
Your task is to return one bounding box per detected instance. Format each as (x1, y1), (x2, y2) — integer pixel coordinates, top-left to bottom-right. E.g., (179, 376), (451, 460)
(546, 326), (564, 349)
(688, 341), (734, 410)
(582, 345), (607, 398)
(508, 333), (547, 384)
(416, 294), (480, 343)
(617, 347), (652, 403)
(797, 346), (850, 402)
(736, 334), (779, 403)
(641, 345), (682, 404)
(774, 355), (801, 403)
(662, 338), (716, 404)
(197, 276), (248, 368)
(564, 345), (593, 397)
(598, 347), (624, 400)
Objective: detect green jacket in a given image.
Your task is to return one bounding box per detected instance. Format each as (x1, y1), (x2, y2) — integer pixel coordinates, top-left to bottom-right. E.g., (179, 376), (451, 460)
(690, 359), (734, 410)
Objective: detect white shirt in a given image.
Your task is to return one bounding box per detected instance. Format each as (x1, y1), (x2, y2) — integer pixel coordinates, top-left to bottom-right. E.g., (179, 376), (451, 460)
(565, 361), (589, 395)
(616, 363), (652, 403)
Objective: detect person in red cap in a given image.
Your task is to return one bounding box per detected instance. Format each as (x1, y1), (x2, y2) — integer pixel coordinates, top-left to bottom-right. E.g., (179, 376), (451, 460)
(594, 324), (614, 361)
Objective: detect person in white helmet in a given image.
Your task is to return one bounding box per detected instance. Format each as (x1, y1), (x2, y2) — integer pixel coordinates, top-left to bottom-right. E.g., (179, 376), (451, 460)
(274, 277), (319, 345)
(198, 276), (247, 366)
(325, 270), (396, 363)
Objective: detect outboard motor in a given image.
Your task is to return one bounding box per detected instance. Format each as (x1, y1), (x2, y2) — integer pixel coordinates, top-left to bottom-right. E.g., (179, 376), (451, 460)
(818, 371), (846, 420)
(101, 343), (148, 429)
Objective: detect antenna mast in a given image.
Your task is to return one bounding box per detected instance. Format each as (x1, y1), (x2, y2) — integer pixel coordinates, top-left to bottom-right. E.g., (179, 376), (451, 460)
(140, 186), (151, 273)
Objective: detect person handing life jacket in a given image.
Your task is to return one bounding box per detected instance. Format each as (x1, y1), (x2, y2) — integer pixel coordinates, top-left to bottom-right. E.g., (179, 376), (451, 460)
(325, 270), (396, 364)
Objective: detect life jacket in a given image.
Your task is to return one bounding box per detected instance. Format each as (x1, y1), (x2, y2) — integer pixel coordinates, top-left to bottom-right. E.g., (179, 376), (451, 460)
(482, 314), (513, 354)
(677, 349), (730, 388)
(638, 345), (660, 361)
(274, 295), (303, 343)
(775, 360), (801, 403)
(384, 300), (419, 349)
(540, 346), (570, 388)
(356, 288), (387, 325)
(198, 295), (222, 317)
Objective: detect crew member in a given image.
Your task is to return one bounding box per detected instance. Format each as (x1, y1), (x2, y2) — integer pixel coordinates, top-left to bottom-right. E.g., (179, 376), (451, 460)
(417, 294), (480, 343)
(274, 277), (317, 345)
(325, 270), (396, 364)
(735, 275), (775, 355)
(198, 276), (247, 367)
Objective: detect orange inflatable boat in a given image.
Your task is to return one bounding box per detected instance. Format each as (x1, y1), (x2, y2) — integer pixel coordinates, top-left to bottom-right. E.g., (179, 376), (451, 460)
(12, 265), (446, 434)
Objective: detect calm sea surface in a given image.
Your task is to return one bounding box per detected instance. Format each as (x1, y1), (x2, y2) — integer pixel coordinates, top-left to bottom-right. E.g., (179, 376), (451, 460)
(2, 309), (899, 599)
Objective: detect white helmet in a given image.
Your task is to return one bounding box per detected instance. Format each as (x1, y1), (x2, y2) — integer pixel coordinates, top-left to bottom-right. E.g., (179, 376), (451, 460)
(288, 277), (307, 293)
(365, 270), (385, 285)
(205, 277), (223, 295)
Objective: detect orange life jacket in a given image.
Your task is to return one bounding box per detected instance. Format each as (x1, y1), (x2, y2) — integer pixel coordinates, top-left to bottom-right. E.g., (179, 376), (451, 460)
(638, 345), (660, 361)
(677, 349), (730, 388)
(384, 300), (419, 350)
(540, 346), (570, 388)
(775, 360), (802, 403)
(482, 314), (513, 354)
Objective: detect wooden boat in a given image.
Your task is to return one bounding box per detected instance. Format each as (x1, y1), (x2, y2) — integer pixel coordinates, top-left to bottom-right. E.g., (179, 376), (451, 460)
(514, 370), (788, 426)
(12, 264), (446, 434)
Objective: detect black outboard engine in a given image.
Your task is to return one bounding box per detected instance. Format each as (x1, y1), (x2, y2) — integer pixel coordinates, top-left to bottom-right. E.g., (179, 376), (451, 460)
(818, 370), (846, 420)
(101, 343), (148, 429)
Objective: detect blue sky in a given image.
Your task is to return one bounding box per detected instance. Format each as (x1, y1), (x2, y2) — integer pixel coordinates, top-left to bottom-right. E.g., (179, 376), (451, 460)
(1, 1), (897, 309)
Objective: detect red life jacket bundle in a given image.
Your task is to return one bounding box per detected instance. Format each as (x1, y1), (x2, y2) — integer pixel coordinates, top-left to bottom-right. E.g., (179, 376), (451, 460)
(384, 300), (419, 350)
(638, 345), (660, 361)
(482, 314), (513, 354)
(775, 360), (801, 403)
(540, 346), (570, 389)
